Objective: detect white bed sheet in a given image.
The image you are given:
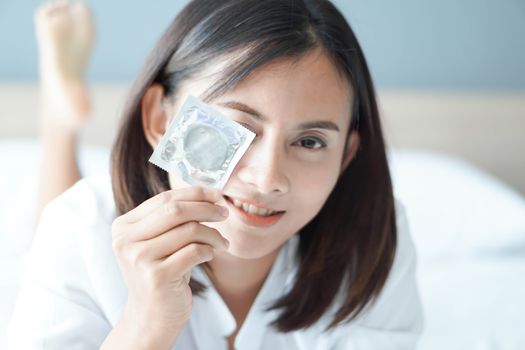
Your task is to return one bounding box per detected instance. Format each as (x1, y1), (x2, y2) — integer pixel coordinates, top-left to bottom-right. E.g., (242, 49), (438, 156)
(1, 139), (524, 349)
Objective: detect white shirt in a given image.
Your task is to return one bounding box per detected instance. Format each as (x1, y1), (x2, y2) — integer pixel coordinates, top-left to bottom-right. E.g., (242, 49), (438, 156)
(7, 173), (423, 349)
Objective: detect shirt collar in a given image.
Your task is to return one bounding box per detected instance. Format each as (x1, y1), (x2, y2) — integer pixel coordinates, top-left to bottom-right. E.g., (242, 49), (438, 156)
(190, 235), (299, 350)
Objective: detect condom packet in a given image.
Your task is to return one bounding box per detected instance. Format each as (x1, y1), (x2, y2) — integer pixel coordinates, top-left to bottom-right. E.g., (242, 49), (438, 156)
(148, 95), (256, 190)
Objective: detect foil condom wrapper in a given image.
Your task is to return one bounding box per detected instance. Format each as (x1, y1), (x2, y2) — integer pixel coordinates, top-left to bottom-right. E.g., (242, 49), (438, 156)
(149, 95), (256, 190)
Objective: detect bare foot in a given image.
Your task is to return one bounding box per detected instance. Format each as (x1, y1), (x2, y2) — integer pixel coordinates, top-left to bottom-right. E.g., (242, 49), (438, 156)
(35, 0), (95, 132)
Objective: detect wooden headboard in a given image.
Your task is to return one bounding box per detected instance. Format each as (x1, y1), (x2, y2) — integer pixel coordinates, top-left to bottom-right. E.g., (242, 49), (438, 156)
(1, 83), (524, 195)
(378, 91), (525, 195)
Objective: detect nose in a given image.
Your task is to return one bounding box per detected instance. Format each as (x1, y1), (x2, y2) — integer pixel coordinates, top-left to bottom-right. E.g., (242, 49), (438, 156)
(234, 135), (290, 195)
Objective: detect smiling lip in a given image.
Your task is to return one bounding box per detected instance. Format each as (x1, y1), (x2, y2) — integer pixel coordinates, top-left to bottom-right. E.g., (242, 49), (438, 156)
(223, 196), (285, 228)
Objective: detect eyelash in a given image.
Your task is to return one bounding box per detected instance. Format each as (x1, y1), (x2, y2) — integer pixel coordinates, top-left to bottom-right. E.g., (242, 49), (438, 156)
(296, 137), (327, 150)
(238, 123), (327, 151)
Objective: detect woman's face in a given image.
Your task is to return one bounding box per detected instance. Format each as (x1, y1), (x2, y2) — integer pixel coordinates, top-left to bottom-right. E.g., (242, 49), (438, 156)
(159, 49), (358, 259)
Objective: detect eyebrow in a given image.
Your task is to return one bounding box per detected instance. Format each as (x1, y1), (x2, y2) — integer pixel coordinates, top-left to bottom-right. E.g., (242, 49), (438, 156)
(217, 101), (340, 132)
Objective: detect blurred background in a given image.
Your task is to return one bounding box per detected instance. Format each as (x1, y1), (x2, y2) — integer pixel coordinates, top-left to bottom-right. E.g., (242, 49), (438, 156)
(1, 0), (524, 194)
(1, 1), (524, 349)
(2, 0), (524, 86)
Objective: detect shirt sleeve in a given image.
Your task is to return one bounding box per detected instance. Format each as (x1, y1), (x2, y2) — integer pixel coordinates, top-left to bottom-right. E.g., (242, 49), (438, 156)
(7, 194), (112, 349)
(331, 200), (424, 349)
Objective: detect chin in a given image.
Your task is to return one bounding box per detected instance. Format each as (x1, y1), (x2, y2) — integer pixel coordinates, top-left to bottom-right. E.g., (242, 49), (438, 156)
(221, 248), (274, 261)
(204, 213), (295, 260)
(217, 233), (271, 260)
(222, 231), (292, 263)
(220, 245), (257, 260)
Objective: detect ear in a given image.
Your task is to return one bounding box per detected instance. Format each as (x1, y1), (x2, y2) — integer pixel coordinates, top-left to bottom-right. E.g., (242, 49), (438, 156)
(142, 83), (169, 149)
(340, 130), (360, 174)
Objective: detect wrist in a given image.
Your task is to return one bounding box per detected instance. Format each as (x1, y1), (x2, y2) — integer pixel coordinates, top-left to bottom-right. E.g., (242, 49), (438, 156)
(120, 305), (182, 349)
(101, 314), (179, 350)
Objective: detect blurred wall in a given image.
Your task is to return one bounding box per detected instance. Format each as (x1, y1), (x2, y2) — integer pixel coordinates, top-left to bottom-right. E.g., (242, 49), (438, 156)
(0, 0), (524, 89)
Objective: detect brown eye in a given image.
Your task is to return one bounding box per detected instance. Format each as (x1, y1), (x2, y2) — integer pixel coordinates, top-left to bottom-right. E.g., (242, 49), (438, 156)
(297, 137), (326, 150)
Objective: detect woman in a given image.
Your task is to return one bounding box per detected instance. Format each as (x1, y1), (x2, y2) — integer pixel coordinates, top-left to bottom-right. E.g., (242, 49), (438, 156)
(10, 0), (423, 349)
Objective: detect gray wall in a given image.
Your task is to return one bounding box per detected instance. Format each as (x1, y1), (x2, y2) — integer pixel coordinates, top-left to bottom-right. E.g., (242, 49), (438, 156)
(1, 0), (524, 89)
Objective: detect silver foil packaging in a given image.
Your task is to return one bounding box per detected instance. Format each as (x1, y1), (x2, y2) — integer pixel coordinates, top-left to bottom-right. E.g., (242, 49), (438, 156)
(149, 95), (256, 190)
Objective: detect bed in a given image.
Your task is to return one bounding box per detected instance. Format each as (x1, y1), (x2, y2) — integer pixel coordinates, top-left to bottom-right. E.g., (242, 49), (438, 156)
(1, 84), (524, 349)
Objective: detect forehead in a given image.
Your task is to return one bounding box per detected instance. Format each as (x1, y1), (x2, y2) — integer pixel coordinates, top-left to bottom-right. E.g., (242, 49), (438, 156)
(178, 49), (353, 128)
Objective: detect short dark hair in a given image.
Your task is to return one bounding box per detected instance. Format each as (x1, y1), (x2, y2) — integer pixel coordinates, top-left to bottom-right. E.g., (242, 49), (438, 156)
(111, 0), (396, 333)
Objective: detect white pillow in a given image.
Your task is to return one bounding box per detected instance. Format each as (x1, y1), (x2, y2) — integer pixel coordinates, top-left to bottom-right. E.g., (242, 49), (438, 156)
(0, 138), (110, 257)
(388, 149), (525, 261)
(2, 140), (524, 349)
(0, 138), (110, 349)
(3, 140), (525, 348)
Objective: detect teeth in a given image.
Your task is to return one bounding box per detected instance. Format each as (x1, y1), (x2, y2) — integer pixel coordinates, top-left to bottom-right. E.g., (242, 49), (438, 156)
(248, 204), (270, 216)
(230, 197), (277, 217)
(247, 204), (258, 215)
(256, 206), (270, 216)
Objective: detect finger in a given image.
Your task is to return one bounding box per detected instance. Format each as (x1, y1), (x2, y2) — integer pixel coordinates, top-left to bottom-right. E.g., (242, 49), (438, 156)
(183, 272), (191, 285)
(137, 221), (229, 261)
(123, 186), (223, 224)
(129, 200), (228, 242)
(160, 243), (215, 279)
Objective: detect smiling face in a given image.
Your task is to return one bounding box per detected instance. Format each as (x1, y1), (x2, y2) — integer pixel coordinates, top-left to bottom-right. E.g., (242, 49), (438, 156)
(144, 49), (359, 260)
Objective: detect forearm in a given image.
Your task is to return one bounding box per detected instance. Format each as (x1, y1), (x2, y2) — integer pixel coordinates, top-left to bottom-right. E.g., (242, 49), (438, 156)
(34, 0), (93, 228)
(35, 124), (82, 225)
(100, 314), (180, 350)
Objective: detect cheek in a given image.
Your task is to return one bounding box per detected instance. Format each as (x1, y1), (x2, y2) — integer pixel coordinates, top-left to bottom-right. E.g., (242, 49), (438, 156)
(291, 162), (340, 218)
